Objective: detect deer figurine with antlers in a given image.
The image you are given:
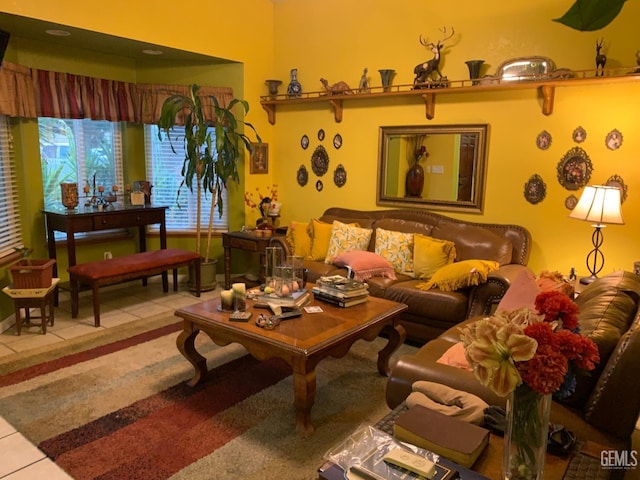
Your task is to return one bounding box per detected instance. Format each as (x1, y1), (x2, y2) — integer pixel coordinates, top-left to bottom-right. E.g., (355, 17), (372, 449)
(413, 26), (455, 87)
(595, 38), (606, 76)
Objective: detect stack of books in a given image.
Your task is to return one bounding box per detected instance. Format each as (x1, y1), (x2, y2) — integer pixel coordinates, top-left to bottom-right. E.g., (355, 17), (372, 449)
(252, 289), (311, 310)
(312, 275), (369, 308)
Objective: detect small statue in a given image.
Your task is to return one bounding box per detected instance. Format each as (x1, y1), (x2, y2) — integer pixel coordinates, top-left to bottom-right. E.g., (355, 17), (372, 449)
(320, 78), (354, 95)
(358, 68), (370, 93)
(413, 26), (455, 88)
(595, 38), (606, 76)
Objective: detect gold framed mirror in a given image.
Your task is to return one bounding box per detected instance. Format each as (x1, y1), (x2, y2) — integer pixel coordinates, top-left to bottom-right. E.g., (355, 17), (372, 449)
(377, 124), (489, 213)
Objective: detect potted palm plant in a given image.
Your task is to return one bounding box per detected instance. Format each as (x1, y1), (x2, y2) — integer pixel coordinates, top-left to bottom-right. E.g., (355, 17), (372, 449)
(157, 84), (261, 290)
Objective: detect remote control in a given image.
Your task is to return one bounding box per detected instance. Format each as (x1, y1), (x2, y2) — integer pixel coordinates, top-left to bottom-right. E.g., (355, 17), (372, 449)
(275, 309), (302, 320)
(383, 448), (437, 479)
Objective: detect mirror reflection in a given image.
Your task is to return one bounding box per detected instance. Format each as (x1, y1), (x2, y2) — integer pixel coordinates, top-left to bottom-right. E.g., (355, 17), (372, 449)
(377, 124), (488, 213)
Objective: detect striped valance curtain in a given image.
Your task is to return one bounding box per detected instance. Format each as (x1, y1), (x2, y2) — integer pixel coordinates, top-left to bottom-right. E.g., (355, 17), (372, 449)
(0, 61), (232, 123)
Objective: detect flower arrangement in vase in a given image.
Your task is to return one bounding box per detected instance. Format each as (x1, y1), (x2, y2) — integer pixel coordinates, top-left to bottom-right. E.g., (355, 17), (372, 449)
(460, 290), (600, 480)
(244, 184), (279, 228)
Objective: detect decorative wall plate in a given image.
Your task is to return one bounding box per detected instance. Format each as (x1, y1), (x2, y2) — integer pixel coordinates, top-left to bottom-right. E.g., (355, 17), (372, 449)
(556, 146), (593, 190)
(572, 126), (586, 143)
(301, 134), (309, 150)
(565, 194), (578, 210)
(318, 129), (325, 141)
(606, 174), (628, 203)
(524, 174), (546, 204)
(333, 133), (342, 149)
(311, 145), (329, 176)
(605, 129), (623, 150)
(316, 179), (323, 191)
(333, 164), (347, 187)
(536, 130), (551, 150)
(297, 164), (308, 187)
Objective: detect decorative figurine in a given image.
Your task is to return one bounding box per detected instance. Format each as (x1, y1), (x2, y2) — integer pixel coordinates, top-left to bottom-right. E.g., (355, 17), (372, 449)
(358, 68), (370, 93)
(320, 78), (354, 95)
(413, 26), (455, 88)
(595, 38), (606, 76)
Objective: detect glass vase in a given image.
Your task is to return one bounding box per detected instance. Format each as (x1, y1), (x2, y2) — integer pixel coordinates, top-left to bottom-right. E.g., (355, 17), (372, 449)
(503, 384), (552, 480)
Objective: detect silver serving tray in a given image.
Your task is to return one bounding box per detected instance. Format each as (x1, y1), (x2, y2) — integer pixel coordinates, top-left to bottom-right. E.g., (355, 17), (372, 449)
(496, 56), (556, 81)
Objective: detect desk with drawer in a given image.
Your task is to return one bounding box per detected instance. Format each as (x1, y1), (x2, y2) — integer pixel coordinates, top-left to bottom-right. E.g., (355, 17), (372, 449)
(43, 205), (169, 300)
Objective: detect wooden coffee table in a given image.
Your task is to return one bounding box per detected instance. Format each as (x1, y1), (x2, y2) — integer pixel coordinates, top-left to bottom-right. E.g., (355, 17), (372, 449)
(174, 293), (407, 436)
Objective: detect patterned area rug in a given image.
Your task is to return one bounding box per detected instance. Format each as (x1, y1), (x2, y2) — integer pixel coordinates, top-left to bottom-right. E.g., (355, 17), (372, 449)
(0, 313), (417, 480)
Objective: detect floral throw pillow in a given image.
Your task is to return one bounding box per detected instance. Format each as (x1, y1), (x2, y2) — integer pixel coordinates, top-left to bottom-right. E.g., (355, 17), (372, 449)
(374, 227), (414, 276)
(325, 221), (373, 264)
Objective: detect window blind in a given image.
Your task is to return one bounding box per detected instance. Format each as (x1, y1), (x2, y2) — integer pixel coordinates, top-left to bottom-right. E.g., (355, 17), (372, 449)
(144, 125), (229, 232)
(0, 115), (23, 258)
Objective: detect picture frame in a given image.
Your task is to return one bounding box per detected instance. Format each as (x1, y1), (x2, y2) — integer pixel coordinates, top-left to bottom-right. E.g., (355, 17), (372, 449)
(250, 143), (269, 174)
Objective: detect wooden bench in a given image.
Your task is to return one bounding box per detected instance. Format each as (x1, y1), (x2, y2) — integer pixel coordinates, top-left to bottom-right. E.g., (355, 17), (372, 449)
(68, 248), (201, 326)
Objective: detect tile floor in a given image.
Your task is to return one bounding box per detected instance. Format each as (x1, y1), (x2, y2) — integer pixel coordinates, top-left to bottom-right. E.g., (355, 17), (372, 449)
(0, 275), (222, 479)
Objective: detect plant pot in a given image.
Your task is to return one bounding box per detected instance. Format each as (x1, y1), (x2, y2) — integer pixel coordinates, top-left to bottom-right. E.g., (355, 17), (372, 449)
(10, 259), (56, 289)
(188, 258), (218, 292)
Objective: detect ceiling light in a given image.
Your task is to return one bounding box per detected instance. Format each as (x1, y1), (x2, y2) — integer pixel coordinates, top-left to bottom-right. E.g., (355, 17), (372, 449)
(45, 29), (71, 37)
(142, 49), (163, 56)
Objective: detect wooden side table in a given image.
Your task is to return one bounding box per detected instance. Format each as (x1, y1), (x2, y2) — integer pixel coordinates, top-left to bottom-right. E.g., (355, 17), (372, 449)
(222, 231), (283, 289)
(2, 279), (60, 335)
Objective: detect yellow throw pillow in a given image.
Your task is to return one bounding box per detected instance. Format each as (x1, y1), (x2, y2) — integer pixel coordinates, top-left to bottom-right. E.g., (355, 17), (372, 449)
(374, 227), (414, 276)
(413, 234), (457, 280)
(308, 219), (336, 261)
(285, 221), (312, 259)
(325, 221), (373, 264)
(417, 259), (500, 292)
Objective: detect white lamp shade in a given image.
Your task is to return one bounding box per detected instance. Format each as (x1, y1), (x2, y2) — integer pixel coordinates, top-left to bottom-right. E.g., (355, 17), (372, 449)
(569, 185), (624, 225)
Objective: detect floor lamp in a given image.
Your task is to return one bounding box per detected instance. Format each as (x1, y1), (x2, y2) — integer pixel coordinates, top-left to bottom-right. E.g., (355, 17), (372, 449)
(569, 185), (624, 285)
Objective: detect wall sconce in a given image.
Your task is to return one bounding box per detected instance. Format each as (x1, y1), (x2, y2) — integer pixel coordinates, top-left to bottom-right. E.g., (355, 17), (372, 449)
(569, 185), (624, 285)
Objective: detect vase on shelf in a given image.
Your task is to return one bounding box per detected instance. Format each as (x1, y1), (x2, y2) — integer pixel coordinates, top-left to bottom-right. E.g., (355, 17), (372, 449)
(378, 69), (396, 92)
(503, 384), (552, 480)
(265, 79), (282, 99)
(287, 68), (302, 98)
(465, 59), (485, 85)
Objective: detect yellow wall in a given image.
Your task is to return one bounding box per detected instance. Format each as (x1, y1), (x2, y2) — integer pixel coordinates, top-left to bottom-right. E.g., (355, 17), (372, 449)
(1, 0), (639, 310)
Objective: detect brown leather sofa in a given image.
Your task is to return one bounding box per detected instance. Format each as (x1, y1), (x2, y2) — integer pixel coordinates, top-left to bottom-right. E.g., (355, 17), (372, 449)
(271, 207), (532, 343)
(386, 270), (640, 452)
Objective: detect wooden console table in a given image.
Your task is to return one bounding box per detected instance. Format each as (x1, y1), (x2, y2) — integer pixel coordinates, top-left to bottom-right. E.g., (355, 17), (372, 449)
(43, 205), (169, 300)
(222, 231), (283, 289)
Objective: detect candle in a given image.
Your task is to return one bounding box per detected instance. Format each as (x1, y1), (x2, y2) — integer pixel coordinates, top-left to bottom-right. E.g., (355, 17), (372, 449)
(220, 289), (234, 311)
(232, 283), (246, 312)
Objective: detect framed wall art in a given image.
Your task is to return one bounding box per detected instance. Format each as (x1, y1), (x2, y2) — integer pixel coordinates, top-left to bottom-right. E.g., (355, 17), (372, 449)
(606, 174), (628, 203)
(524, 174), (546, 204)
(536, 130), (551, 150)
(605, 129), (623, 150)
(572, 126), (586, 143)
(556, 146), (592, 190)
(250, 142), (268, 174)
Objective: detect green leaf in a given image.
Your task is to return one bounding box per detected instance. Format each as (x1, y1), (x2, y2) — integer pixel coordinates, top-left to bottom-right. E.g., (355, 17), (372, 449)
(553, 0), (627, 31)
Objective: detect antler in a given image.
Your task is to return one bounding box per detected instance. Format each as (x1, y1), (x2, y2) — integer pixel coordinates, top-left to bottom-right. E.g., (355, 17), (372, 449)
(419, 27), (454, 47)
(438, 26), (455, 44)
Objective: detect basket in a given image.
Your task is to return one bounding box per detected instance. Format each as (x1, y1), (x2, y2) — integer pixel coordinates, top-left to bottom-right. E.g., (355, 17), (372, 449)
(9, 259), (56, 289)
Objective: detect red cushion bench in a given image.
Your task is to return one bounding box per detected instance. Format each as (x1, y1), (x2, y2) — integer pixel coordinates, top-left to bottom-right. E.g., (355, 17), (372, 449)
(68, 248), (201, 326)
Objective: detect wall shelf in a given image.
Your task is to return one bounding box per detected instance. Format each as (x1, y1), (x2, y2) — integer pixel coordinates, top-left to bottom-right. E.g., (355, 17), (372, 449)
(260, 70), (640, 124)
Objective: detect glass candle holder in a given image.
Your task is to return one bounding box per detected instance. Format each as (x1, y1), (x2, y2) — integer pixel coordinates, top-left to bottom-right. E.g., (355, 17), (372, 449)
(265, 246), (283, 290)
(220, 289), (234, 311)
(287, 255), (305, 292)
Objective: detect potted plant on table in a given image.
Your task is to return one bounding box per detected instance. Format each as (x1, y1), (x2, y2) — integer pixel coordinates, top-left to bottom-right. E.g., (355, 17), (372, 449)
(157, 84), (261, 291)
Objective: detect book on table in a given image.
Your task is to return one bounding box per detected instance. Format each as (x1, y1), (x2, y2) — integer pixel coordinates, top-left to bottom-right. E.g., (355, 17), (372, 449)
(312, 288), (369, 308)
(393, 404), (490, 469)
(252, 289), (311, 309)
(316, 275), (369, 296)
(312, 283), (369, 299)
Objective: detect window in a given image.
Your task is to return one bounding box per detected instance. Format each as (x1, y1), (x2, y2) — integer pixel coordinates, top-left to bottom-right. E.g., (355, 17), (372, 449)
(144, 124), (229, 232)
(38, 118), (124, 211)
(0, 115), (23, 258)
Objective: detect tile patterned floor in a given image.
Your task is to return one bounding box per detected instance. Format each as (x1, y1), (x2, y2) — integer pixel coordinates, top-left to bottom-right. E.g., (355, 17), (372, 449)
(0, 275), (221, 479)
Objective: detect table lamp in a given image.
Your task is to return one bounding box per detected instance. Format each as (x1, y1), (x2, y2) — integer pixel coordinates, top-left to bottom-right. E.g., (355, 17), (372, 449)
(569, 185), (624, 285)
